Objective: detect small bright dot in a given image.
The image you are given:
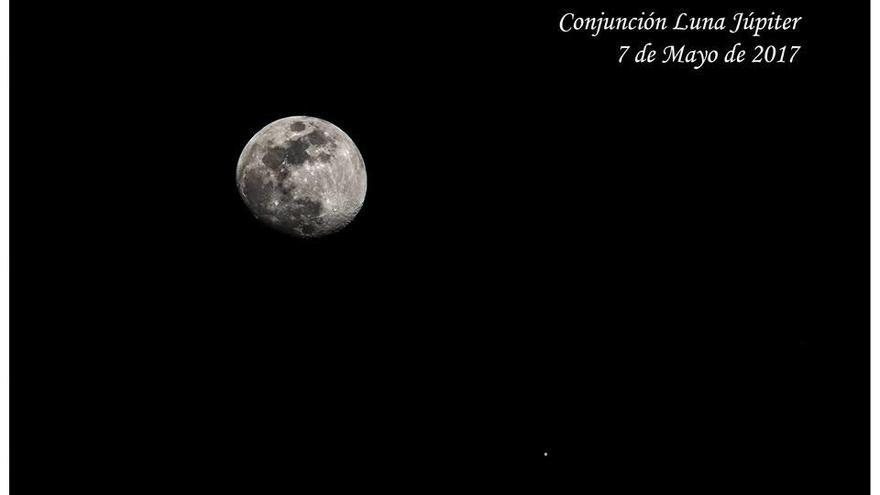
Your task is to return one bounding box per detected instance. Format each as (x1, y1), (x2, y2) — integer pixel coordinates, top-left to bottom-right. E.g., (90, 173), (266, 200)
(544, 451), (548, 457)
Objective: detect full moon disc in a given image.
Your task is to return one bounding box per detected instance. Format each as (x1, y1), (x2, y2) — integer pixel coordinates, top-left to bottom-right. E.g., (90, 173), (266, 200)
(236, 116), (367, 238)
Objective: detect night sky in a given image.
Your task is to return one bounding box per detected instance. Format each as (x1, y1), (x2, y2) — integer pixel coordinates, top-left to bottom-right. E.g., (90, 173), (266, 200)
(11, 1), (867, 492)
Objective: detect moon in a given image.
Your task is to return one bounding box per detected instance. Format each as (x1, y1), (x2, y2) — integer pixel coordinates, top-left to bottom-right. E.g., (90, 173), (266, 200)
(236, 116), (367, 238)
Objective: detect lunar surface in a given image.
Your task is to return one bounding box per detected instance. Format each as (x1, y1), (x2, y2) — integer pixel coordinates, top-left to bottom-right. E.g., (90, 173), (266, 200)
(236, 116), (367, 237)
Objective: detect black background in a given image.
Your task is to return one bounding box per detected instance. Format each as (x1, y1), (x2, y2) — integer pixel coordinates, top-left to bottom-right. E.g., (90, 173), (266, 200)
(12, 1), (868, 492)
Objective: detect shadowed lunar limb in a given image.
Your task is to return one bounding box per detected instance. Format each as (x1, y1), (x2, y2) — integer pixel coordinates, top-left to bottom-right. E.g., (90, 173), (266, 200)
(236, 116), (367, 238)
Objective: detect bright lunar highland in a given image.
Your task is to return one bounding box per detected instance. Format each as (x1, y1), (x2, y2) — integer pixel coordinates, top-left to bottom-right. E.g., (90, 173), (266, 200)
(236, 116), (367, 237)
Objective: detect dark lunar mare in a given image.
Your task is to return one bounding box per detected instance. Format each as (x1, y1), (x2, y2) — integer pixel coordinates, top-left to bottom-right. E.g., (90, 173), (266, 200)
(261, 130), (336, 169)
(262, 138), (310, 169)
(241, 167), (323, 228)
(243, 170), (272, 206)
